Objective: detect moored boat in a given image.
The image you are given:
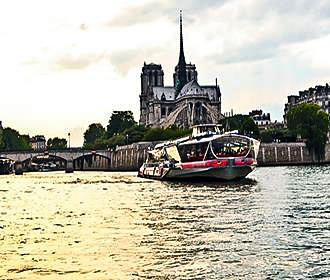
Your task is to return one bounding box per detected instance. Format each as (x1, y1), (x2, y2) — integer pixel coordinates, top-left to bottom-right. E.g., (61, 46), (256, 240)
(138, 124), (260, 181)
(0, 158), (14, 175)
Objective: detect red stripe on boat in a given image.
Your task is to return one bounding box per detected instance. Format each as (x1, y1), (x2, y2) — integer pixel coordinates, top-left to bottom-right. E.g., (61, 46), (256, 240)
(234, 158), (254, 166)
(180, 160), (228, 169)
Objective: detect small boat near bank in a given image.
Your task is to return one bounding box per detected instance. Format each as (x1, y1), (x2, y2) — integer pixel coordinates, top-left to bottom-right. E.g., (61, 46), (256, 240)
(0, 158), (14, 175)
(138, 125), (260, 181)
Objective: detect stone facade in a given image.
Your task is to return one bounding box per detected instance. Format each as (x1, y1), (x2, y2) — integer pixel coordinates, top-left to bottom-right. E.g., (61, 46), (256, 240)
(30, 135), (46, 151)
(139, 12), (221, 128)
(249, 110), (271, 127)
(284, 83), (330, 124)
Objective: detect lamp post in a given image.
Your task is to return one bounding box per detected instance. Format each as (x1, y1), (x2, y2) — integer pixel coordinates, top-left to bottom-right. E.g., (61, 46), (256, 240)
(68, 132), (71, 149)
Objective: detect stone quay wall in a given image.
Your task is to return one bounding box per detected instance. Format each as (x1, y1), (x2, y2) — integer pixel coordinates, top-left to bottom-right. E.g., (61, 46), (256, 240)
(108, 142), (156, 171)
(106, 142), (330, 171)
(257, 143), (330, 166)
(8, 141), (329, 174)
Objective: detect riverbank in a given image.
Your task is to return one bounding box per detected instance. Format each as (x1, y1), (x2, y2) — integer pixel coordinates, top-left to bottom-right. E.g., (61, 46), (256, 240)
(107, 142), (330, 171)
(2, 142), (329, 173)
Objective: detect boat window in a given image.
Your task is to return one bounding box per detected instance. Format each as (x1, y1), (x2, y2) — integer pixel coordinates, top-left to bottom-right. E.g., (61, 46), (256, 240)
(211, 137), (252, 158)
(178, 142), (215, 162)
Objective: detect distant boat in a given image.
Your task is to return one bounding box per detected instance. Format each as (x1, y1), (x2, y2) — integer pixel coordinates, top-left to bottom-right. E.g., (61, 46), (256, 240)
(39, 162), (58, 172)
(138, 124), (260, 181)
(0, 159), (14, 175)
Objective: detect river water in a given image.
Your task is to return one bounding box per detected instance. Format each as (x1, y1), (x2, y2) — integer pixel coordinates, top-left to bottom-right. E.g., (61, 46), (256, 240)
(0, 166), (329, 279)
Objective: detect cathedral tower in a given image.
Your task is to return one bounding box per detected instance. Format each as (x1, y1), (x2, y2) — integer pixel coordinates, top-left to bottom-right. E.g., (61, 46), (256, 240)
(139, 63), (164, 125)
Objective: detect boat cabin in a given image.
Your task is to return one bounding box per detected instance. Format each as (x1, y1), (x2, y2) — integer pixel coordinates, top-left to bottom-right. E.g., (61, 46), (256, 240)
(178, 134), (258, 163)
(192, 124), (222, 137)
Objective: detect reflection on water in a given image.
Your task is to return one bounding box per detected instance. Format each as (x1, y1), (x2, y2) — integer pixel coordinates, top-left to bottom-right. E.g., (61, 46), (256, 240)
(0, 166), (329, 279)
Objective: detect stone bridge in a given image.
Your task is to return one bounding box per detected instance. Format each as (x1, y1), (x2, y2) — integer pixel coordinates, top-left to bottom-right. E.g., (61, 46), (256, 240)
(0, 144), (154, 174)
(0, 149), (116, 174)
(0, 149), (111, 162)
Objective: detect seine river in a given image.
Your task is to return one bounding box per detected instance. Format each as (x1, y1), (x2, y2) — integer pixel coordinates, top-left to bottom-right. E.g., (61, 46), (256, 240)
(0, 166), (329, 279)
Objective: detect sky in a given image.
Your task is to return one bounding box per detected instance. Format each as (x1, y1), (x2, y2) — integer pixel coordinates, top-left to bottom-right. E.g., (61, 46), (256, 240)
(1, 0), (330, 146)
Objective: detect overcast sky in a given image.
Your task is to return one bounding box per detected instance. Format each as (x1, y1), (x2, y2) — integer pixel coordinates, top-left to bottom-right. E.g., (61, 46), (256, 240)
(1, 0), (330, 146)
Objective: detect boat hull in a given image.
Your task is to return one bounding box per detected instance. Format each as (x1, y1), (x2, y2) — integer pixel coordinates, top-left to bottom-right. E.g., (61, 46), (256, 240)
(138, 164), (256, 181)
(165, 165), (255, 180)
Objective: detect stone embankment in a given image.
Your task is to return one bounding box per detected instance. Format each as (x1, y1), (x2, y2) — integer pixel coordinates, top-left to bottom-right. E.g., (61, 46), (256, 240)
(257, 143), (330, 166)
(3, 142), (329, 174)
(109, 142), (330, 171)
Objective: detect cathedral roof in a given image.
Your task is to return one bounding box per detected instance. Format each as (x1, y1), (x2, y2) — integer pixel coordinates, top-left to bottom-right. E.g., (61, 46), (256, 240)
(153, 87), (176, 101)
(177, 80), (209, 99)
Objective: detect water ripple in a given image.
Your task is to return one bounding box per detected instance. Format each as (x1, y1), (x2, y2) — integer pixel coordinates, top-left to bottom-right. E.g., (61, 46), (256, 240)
(0, 167), (329, 279)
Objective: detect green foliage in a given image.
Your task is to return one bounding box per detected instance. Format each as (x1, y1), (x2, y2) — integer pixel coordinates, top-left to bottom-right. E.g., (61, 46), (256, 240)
(143, 128), (166, 141)
(106, 134), (126, 148)
(241, 117), (260, 138)
(83, 123), (106, 148)
(20, 135), (31, 150)
(260, 128), (296, 143)
(107, 111), (136, 138)
(220, 115), (259, 138)
(287, 102), (330, 161)
(89, 135), (125, 149)
(1, 128), (31, 151)
(143, 126), (192, 141)
(47, 137), (67, 150)
(0, 129), (5, 150)
(123, 125), (148, 144)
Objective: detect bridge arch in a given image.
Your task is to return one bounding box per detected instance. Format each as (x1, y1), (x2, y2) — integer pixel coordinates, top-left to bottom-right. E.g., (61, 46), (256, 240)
(73, 153), (111, 171)
(0, 153), (34, 162)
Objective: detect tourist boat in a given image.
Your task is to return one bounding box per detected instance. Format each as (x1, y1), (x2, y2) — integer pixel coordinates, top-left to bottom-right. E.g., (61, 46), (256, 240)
(138, 124), (260, 181)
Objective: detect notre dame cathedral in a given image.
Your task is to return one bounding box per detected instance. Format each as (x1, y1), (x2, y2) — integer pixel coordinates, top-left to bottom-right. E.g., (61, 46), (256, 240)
(139, 11), (222, 128)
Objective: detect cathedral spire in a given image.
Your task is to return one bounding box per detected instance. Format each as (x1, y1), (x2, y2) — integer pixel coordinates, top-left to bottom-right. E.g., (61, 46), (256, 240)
(179, 10), (186, 65)
(176, 10), (187, 94)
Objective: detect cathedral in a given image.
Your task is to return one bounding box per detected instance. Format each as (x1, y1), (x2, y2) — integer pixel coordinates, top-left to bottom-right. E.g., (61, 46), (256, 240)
(139, 11), (222, 128)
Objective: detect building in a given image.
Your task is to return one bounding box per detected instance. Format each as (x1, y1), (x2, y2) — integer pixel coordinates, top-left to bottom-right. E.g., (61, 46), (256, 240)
(249, 110), (271, 128)
(139, 11), (221, 128)
(284, 83), (330, 124)
(30, 135), (46, 151)
(249, 110), (284, 130)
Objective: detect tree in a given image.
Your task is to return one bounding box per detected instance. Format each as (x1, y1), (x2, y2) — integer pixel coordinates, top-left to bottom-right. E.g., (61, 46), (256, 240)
(20, 135), (31, 150)
(143, 128), (166, 141)
(83, 123), (106, 148)
(143, 126), (192, 141)
(260, 128), (296, 143)
(2, 128), (31, 151)
(122, 125), (148, 144)
(107, 111), (136, 138)
(47, 137), (67, 150)
(287, 102), (330, 161)
(220, 115), (259, 139)
(0, 129), (4, 150)
(241, 117), (260, 138)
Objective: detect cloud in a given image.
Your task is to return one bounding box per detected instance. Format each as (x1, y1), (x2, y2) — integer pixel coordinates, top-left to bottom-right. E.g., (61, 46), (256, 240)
(204, 0), (330, 65)
(52, 53), (106, 71)
(108, 47), (170, 76)
(106, 0), (228, 27)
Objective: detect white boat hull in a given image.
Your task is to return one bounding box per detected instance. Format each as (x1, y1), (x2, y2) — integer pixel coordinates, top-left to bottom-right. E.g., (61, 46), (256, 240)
(165, 165), (256, 180)
(138, 162), (256, 181)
